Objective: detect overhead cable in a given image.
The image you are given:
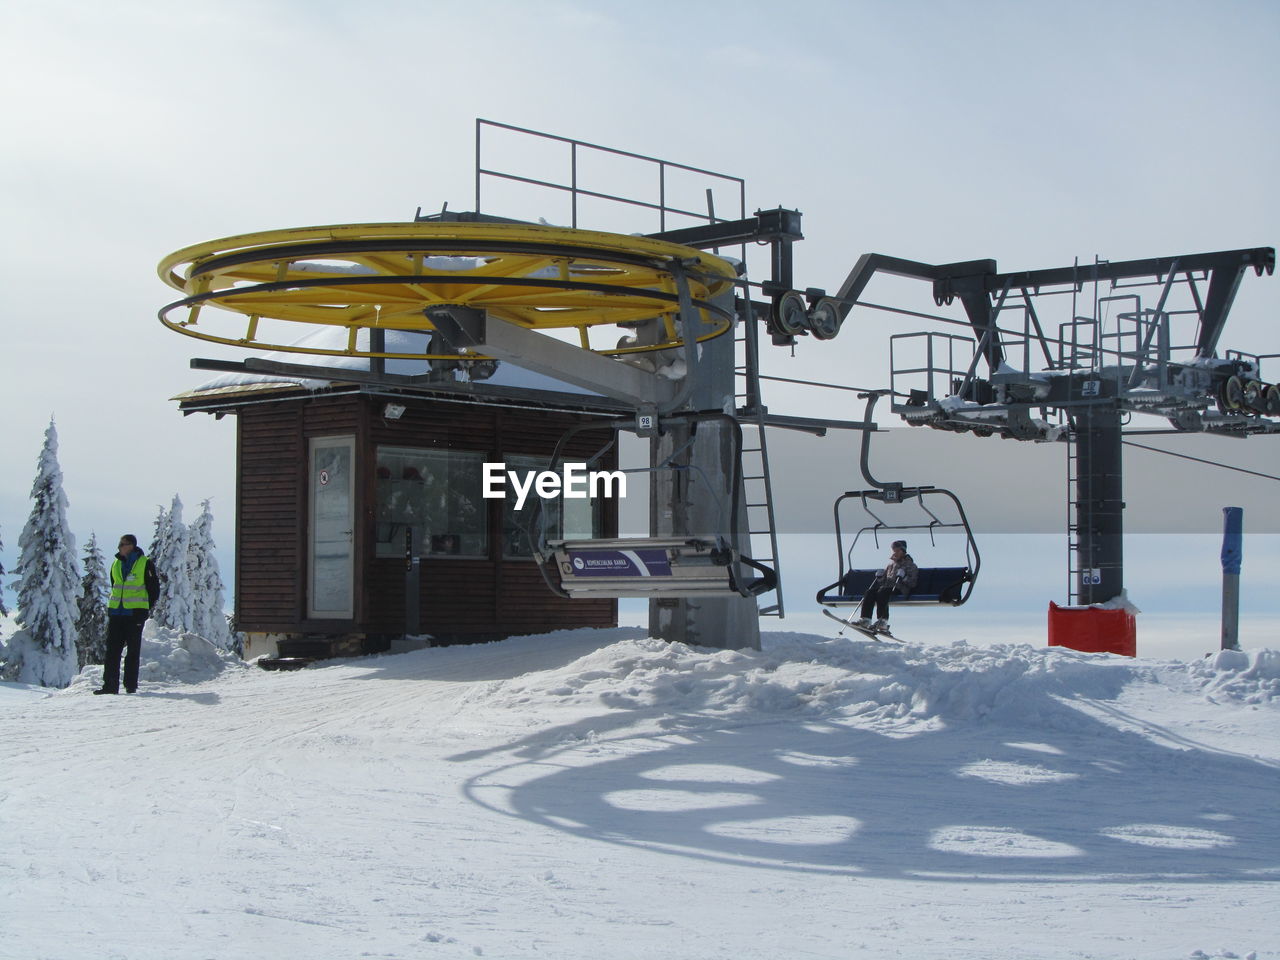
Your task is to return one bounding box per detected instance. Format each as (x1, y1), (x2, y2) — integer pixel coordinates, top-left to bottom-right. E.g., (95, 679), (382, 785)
(1121, 439), (1280, 483)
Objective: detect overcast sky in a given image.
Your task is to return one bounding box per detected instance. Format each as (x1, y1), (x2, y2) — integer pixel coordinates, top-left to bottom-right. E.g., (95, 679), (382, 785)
(2, 0), (1278, 605)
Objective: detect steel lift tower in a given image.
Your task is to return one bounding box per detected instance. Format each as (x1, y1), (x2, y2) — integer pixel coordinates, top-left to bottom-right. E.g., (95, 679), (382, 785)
(801, 248), (1278, 647)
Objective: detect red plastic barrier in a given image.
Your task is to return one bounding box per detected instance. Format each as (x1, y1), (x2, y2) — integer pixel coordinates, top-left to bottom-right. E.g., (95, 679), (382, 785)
(1047, 602), (1137, 657)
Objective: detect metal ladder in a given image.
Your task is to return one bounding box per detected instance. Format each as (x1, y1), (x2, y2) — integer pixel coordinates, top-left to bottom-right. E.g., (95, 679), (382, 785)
(1064, 422), (1120, 605)
(735, 303), (784, 617)
(1064, 411), (1126, 607)
(1065, 430), (1081, 605)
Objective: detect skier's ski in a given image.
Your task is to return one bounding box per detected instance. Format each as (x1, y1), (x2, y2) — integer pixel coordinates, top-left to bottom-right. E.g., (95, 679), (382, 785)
(821, 607), (904, 642)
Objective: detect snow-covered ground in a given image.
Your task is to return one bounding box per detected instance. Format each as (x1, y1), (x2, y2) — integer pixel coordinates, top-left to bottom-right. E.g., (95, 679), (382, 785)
(3, 624), (1278, 960)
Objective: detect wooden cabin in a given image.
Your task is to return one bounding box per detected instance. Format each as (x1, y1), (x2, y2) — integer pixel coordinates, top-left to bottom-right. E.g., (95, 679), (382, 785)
(175, 369), (626, 661)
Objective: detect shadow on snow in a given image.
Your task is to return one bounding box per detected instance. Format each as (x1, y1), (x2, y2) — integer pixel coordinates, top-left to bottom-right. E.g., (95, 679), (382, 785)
(445, 639), (1280, 885)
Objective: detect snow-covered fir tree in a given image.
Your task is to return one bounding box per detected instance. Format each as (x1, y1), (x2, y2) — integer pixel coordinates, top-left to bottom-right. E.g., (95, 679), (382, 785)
(6, 420), (81, 687)
(75, 532), (110, 668)
(0, 525), (9, 674)
(0, 524), (9, 619)
(149, 500), (173, 621)
(150, 495), (194, 633)
(151, 502), (172, 570)
(187, 499), (232, 650)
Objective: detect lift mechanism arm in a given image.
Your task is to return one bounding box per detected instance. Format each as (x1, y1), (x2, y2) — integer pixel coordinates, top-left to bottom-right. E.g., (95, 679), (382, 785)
(834, 247), (1275, 370)
(426, 304), (679, 409)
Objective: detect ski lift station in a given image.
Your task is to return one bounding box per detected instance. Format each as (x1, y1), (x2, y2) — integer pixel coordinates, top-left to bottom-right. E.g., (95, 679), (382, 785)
(164, 120), (1279, 663)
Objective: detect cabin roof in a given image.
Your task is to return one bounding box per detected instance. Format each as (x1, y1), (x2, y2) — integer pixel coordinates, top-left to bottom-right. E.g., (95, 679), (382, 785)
(172, 327), (631, 416)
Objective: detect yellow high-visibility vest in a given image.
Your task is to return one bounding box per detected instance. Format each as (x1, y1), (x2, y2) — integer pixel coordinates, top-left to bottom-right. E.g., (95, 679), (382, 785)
(109, 555), (150, 610)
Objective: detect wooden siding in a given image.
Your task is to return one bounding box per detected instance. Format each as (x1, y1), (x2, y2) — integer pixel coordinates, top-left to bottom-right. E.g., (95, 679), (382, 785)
(236, 403), (303, 631)
(234, 392), (617, 640)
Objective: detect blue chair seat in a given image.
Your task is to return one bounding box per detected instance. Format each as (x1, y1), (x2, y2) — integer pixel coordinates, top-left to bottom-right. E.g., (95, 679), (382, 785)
(818, 566), (971, 606)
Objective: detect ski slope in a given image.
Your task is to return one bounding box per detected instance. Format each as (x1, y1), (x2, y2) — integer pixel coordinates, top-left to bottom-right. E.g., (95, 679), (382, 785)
(2, 626), (1278, 960)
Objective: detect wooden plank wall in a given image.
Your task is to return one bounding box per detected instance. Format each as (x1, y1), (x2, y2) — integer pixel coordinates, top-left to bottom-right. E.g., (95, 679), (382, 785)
(235, 392), (617, 640)
(236, 402), (302, 631)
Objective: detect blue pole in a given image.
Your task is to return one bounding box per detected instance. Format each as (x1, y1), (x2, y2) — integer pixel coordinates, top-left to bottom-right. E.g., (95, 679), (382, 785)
(1221, 507), (1243, 651)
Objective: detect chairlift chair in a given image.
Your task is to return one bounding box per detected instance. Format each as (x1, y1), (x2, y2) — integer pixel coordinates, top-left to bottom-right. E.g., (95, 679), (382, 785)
(531, 412), (778, 602)
(815, 485), (980, 608)
(816, 390), (981, 613)
(544, 535), (776, 599)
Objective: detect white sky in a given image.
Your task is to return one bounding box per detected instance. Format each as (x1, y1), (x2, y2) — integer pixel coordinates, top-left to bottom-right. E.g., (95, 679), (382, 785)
(2, 0), (1278, 604)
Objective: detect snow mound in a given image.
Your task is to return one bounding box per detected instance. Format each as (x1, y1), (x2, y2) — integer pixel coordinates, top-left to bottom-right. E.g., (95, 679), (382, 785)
(1179, 648), (1280, 704)
(69, 621), (243, 692)
(460, 633), (1194, 734)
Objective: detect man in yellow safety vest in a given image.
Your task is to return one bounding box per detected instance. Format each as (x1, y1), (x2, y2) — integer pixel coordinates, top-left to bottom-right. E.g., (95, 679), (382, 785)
(94, 534), (160, 695)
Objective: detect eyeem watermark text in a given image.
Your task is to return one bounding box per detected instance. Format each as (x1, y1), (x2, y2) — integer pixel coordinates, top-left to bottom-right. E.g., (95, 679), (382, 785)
(482, 463), (626, 510)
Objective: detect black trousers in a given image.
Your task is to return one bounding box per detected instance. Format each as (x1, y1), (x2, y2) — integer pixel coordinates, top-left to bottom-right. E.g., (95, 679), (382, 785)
(860, 581), (901, 621)
(102, 613), (146, 692)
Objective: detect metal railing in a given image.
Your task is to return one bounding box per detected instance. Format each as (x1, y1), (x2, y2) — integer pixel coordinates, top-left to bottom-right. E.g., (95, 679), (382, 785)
(475, 119), (746, 232)
(889, 331), (976, 408)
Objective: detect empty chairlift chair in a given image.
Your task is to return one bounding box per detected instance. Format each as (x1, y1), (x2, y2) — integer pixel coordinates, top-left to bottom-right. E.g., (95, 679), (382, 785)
(530, 414), (778, 603)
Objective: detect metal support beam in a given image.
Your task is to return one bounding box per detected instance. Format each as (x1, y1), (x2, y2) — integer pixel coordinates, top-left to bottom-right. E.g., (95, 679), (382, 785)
(370, 328), (386, 380)
(755, 413), (875, 434)
(648, 285), (761, 651)
(833, 248), (1273, 381)
(834, 254), (999, 320)
(425, 305), (679, 409)
(1198, 265), (1249, 356)
(989, 248), (1273, 293)
(959, 289), (1004, 372)
(770, 235), (796, 294)
(1073, 405), (1125, 604)
(190, 356), (440, 386)
(646, 207), (803, 250)
(834, 248), (1273, 317)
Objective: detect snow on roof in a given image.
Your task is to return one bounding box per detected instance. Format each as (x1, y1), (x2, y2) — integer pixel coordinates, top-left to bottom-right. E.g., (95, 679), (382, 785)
(185, 327), (602, 397)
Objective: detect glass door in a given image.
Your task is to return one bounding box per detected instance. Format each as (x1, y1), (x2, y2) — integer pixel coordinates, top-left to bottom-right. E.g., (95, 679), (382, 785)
(308, 436), (355, 619)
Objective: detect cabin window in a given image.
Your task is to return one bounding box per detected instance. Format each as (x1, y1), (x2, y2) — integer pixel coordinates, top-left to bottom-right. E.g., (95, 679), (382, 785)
(501, 454), (604, 558)
(375, 446), (488, 558)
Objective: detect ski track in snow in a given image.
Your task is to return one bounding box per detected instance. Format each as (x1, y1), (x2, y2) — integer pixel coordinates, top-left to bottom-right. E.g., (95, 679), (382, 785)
(2, 626), (1278, 960)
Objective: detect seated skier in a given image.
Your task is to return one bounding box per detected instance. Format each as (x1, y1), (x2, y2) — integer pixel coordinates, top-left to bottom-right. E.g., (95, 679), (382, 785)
(854, 539), (918, 633)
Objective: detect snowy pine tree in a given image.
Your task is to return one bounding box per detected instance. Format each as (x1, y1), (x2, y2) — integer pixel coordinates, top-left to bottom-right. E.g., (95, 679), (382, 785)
(187, 499), (232, 650)
(0, 524), (9, 619)
(150, 494), (194, 633)
(75, 532), (110, 668)
(149, 501), (173, 623)
(8, 420), (81, 687)
(151, 502), (171, 571)
(0, 525), (9, 675)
